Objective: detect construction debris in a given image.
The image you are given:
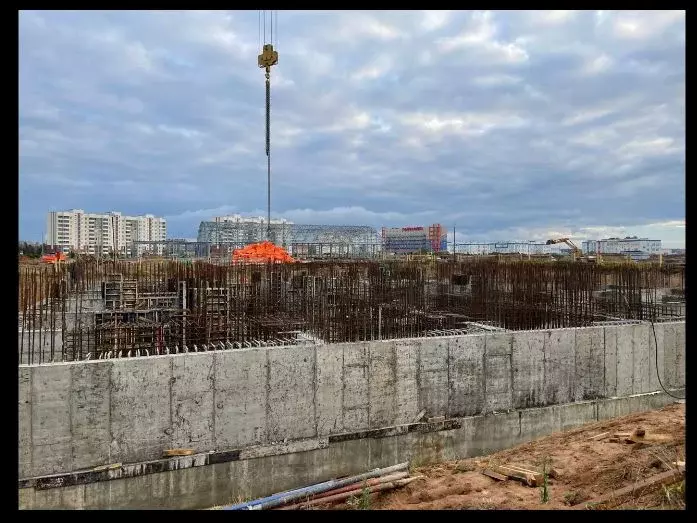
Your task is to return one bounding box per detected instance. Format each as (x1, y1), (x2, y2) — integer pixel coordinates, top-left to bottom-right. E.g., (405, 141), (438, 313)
(488, 464), (543, 487)
(588, 431), (610, 441)
(572, 469), (685, 510)
(279, 473), (423, 510)
(221, 462), (411, 510)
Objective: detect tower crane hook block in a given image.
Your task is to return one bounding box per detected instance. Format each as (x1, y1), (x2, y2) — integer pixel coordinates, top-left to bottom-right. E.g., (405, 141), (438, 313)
(258, 44), (279, 69)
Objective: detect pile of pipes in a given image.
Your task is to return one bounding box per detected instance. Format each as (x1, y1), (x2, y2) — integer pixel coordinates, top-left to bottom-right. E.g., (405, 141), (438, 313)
(222, 462), (420, 510)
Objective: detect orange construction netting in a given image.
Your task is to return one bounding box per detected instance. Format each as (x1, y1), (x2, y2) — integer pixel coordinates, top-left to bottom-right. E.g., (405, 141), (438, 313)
(232, 241), (295, 263)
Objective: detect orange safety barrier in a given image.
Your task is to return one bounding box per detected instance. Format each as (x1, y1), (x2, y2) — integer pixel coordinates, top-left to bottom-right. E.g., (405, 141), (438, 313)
(232, 241), (294, 263)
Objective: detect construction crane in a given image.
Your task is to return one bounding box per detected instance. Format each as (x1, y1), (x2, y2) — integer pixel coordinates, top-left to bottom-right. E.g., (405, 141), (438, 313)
(258, 10), (279, 242)
(546, 238), (583, 261)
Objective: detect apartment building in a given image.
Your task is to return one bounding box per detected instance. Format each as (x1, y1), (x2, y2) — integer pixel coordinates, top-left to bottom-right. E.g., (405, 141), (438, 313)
(582, 237), (662, 256)
(46, 210), (167, 256)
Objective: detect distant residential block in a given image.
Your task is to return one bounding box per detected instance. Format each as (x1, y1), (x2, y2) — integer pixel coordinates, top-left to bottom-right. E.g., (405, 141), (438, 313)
(46, 209), (166, 256)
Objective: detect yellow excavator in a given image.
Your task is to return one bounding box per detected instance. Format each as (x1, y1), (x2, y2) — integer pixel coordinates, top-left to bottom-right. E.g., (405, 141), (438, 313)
(545, 238), (599, 263)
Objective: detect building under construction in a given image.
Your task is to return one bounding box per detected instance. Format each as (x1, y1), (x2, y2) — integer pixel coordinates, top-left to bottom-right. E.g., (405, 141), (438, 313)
(196, 217), (381, 259)
(382, 224), (448, 254)
(18, 258), (684, 365)
(197, 215), (293, 250)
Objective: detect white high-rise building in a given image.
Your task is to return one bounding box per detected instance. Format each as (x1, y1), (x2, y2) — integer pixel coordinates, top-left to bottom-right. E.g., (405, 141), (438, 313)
(46, 209), (167, 256)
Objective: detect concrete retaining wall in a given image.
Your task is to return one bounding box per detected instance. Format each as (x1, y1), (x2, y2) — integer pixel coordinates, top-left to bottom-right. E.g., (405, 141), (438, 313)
(18, 322), (685, 508)
(19, 391), (680, 509)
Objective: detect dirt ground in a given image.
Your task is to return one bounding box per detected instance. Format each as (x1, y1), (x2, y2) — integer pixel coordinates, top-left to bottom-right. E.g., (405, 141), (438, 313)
(333, 402), (685, 510)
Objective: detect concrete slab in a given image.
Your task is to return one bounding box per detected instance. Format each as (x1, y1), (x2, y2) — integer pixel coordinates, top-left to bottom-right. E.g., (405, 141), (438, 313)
(171, 353), (215, 450)
(367, 433), (401, 469)
(267, 345), (316, 441)
(394, 339), (419, 425)
(18, 486), (35, 510)
(484, 333), (513, 413)
(615, 324), (634, 397)
(648, 322), (664, 393)
(418, 339), (449, 417)
(512, 330), (546, 408)
(214, 349), (268, 448)
(662, 323), (677, 389)
(558, 401), (597, 432)
(632, 324), (651, 394)
(18, 367), (32, 478)
(343, 343), (370, 431)
(484, 353), (513, 413)
(169, 462), (215, 509)
(520, 404), (561, 442)
(32, 484), (62, 510)
(448, 335), (485, 417)
(675, 323), (685, 388)
(70, 361), (112, 470)
(110, 357), (172, 464)
(603, 326), (618, 397)
(470, 410), (520, 457)
(31, 365), (72, 476)
(574, 327), (604, 401)
(485, 332), (513, 356)
(315, 344), (344, 435)
(543, 329), (575, 405)
(368, 341), (397, 428)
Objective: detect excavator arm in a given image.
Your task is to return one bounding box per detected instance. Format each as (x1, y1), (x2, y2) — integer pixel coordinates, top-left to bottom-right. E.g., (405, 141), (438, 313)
(546, 238), (582, 259)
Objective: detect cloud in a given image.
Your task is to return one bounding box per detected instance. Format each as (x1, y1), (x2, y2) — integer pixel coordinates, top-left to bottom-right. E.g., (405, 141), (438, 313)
(19, 10), (685, 248)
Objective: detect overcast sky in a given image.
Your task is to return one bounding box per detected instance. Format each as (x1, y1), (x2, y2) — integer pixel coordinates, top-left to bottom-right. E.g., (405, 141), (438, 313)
(19, 10), (685, 247)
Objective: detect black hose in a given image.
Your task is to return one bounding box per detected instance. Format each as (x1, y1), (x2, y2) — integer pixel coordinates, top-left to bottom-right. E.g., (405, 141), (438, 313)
(651, 319), (685, 400)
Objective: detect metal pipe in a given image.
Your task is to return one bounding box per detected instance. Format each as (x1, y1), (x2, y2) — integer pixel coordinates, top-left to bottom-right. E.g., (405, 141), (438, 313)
(222, 462), (409, 510)
(280, 475), (421, 510)
(280, 471), (408, 508)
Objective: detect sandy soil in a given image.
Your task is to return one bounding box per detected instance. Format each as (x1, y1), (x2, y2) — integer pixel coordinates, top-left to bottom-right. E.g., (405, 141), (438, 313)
(325, 402), (685, 510)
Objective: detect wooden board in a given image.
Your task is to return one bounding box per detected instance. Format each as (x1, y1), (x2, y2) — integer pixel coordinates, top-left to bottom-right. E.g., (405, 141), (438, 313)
(490, 465), (539, 487)
(482, 469), (508, 481)
(163, 449), (195, 457)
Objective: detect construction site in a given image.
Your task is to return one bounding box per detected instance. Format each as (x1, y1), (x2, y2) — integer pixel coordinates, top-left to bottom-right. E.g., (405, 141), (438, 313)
(18, 10), (685, 511)
(18, 257), (685, 365)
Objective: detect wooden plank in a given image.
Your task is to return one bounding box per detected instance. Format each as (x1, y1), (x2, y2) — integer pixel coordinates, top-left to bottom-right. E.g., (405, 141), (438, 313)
(163, 449), (194, 457)
(508, 462), (560, 479)
(491, 465), (538, 487)
(613, 432), (632, 438)
(588, 431), (610, 441)
(505, 464), (544, 485)
(571, 469), (684, 509)
(482, 469), (508, 481)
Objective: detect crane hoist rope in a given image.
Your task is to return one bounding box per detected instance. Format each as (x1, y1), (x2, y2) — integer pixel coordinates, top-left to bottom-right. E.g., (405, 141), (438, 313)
(258, 10), (278, 241)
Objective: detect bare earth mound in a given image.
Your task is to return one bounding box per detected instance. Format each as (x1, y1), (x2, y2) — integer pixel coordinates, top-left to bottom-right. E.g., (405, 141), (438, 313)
(327, 402), (685, 510)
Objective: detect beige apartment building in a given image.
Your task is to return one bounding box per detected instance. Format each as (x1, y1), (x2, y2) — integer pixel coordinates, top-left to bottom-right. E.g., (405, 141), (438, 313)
(46, 209), (167, 256)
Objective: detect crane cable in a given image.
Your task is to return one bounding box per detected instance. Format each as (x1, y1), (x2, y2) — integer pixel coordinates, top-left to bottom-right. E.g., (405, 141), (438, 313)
(258, 10), (277, 240)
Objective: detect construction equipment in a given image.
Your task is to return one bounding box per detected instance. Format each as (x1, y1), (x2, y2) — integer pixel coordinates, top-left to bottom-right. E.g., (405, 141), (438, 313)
(258, 10), (278, 241)
(546, 238), (583, 261)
